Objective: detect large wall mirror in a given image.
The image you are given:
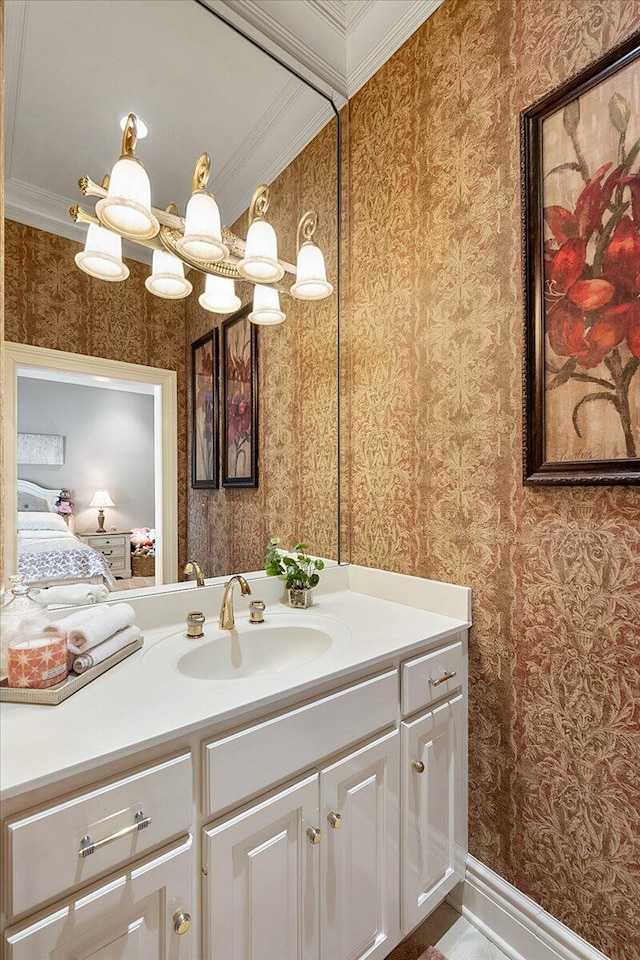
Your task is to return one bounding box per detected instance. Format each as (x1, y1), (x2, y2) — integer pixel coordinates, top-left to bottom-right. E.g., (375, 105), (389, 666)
(3, 0), (341, 596)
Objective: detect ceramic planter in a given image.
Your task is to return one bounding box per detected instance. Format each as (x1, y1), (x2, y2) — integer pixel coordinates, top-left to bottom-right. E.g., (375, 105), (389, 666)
(288, 588), (312, 609)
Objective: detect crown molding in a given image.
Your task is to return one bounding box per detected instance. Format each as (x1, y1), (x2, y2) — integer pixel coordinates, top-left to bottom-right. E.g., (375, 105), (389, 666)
(302, 0), (346, 35)
(346, 0), (443, 98)
(344, 1), (375, 34)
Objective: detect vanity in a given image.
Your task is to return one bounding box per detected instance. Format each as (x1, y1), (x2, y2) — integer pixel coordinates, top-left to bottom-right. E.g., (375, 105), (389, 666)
(0, 565), (470, 960)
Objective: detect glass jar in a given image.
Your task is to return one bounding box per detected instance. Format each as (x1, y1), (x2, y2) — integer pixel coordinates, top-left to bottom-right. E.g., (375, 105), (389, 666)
(0, 575), (48, 679)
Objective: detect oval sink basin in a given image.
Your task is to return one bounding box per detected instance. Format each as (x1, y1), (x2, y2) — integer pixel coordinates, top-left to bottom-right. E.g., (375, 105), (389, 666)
(144, 613), (349, 681)
(179, 623), (332, 680)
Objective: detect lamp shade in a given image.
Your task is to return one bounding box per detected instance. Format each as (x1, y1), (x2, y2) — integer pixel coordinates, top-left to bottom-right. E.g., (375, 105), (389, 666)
(89, 490), (115, 508)
(75, 223), (130, 282)
(290, 241), (333, 300)
(176, 192), (228, 263)
(145, 250), (192, 299)
(249, 284), (285, 325)
(237, 218), (284, 284)
(198, 274), (241, 314)
(95, 157), (159, 240)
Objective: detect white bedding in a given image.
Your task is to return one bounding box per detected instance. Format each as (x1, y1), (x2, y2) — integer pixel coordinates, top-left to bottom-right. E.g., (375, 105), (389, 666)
(17, 531), (116, 588)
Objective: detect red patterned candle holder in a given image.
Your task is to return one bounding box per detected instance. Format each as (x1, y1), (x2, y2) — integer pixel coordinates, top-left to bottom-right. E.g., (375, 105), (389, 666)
(7, 630), (68, 689)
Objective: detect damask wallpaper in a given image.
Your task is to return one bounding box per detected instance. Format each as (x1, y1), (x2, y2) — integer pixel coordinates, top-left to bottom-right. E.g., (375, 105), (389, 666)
(3, 221), (188, 572)
(348, 2), (640, 956)
(186, 118), (339, 578)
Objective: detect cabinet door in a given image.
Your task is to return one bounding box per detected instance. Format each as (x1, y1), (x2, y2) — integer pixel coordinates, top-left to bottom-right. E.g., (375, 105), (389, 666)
(4, 836), (193, 960)
(203, 774), (320, 960)
(320, 730), (400, 960)
(401, 694), (465, 933)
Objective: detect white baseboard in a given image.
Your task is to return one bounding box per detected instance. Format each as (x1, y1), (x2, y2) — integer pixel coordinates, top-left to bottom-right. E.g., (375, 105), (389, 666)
(446, 855), (612, 960)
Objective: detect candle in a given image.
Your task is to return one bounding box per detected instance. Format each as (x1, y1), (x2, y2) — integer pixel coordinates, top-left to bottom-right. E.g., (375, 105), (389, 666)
(7, 630), (68, 689)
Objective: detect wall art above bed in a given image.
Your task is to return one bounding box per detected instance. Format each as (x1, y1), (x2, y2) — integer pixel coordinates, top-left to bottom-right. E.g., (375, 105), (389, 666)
(17, 433), (64, 466)
(522, 30), (640, 485)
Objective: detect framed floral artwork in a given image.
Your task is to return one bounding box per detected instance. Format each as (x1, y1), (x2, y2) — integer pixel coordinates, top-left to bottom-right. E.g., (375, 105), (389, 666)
(191, 329), (219, 489)
(523, 31), (640, 485)
(221, 305), (258, 488)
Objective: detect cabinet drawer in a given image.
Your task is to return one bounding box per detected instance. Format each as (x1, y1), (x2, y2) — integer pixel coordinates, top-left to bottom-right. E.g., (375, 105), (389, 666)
(85, 535), (127, 548)
(204, 669), (397, 817)
(6, 751), (192, 919)
(401, 639), (463, 716)
(96, 544), (126, 559)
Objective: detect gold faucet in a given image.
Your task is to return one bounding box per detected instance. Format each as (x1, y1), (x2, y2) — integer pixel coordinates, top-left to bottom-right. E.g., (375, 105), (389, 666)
(219, 575), (252, 629)
(183, 560), (205, 587)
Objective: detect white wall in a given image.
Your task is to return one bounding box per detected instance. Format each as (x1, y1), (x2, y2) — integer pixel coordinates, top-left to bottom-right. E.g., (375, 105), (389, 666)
(18, 378), (155, 535)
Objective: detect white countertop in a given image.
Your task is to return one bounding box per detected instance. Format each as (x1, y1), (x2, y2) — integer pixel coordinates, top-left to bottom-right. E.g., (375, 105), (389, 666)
(0, 566), (471, 801)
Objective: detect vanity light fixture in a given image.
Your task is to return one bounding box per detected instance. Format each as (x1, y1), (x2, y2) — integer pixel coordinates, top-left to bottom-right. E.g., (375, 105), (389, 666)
(120, 114), (148, 139)
(249, 284), (286, 325)
(290, 211), (334, 301)
(95, 114), (159, 241)
(199, 274), (241, 314)
(237, 184), (284, 284)
(75, 221), (130, 282)
(70, 113), (334, 322)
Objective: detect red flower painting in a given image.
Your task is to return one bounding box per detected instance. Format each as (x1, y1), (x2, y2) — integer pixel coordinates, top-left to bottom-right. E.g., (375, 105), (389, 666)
(222, 309), (257, 487)
(544, 93), (640, 458)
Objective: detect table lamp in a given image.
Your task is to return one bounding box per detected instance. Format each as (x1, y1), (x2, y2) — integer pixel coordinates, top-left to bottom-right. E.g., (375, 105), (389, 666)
(89, 490), (115, 532)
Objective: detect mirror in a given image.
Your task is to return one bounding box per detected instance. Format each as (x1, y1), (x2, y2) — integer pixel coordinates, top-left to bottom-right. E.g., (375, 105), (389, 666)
(3, 0), (341, 595)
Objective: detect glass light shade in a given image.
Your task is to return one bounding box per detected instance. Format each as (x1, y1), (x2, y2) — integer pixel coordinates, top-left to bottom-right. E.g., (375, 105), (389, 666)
(290, 241), (333, 300)
(145, 250), (193, 299)
(74, 224), (130, 282)
(95, 157), (159, 240)
(249, 284), (286, 325)
(176, 192), (228, 262)
(89, 489), (115, 508)
(198, 274), (241, 314)
(237, 219), (284, 283)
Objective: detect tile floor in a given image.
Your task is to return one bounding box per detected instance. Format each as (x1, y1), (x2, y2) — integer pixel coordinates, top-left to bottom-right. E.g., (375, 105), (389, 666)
(411, 903), (511, 960)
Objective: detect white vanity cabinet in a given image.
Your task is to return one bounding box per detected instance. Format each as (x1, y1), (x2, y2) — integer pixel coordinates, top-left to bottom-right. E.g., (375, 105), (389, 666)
(400, 638), (467, 933)
(203, 729), (400, 960)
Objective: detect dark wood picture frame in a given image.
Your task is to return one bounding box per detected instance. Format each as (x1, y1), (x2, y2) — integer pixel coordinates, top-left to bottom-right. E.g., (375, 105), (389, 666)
(191, 329), (219, 489)
(522, 31), (640, 485)
(221, 304), (258, 488)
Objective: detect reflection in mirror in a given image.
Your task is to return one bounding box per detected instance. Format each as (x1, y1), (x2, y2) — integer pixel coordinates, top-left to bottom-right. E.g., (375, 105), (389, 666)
(3, 0), (340, 597)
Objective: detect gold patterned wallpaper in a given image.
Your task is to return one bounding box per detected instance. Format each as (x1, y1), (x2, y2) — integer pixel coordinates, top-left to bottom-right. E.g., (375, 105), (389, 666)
(3, 221), (188, 573)
(186, 119), (339, 578)
(348, 2), (640, 957)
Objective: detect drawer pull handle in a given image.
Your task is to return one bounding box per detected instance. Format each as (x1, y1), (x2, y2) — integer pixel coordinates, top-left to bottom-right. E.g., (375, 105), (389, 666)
(307, 826), (322, 845)
(327, 811), (343, 829)
(412, 760), (425, 774)
(173, 910), (192, 935)
(78, 809), (151, 858)
(103, 550), (113, 556)
(428, 669), (457, 687)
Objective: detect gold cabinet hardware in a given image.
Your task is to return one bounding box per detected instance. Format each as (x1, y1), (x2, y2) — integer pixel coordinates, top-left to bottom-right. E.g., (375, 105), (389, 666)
(411, 760), (425, 774)
(307, 826), (322, 844)
(428, 669), (457, 687)
(78, 809), (151, 858)
(327, 811), (343, 829)
(173, 910), (191, 935)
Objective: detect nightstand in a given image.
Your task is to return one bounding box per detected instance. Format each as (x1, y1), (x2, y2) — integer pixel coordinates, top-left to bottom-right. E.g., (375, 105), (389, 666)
(79, 531), (132, 579)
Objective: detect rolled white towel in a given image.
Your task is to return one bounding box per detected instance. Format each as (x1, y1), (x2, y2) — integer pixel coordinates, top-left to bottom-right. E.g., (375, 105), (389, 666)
(33, 584), (110, 606)
(63, 603), (137, 654)
(72, 625), (142, 674)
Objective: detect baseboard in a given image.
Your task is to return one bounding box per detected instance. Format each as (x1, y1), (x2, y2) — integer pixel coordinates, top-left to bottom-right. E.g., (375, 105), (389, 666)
(446, 855), (611, 960)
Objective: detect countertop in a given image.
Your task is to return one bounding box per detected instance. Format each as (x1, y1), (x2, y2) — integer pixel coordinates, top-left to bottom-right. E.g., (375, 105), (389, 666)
(0, 566), (471, 801)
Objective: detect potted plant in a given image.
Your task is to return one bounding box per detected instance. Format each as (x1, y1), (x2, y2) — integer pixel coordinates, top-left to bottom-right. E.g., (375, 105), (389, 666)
(265, 537), (324, 608)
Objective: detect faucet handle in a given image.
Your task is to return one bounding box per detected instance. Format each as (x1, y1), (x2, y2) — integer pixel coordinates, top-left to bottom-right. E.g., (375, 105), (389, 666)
(186, 611), (205, 638)
(249, 600), (265, 624)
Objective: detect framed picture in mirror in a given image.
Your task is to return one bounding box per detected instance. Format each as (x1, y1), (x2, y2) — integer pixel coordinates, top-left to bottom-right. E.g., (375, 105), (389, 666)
(222, 305), (258, 488)
(522, 31), (640, 485)
(191, 329), (219, 489)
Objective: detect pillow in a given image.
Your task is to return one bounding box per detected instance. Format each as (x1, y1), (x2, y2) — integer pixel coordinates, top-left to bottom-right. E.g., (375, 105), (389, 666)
(17, 511), (68, 532)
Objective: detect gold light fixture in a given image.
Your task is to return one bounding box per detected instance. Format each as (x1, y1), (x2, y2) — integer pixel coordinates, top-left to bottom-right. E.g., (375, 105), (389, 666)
(70, 113), (334, 323)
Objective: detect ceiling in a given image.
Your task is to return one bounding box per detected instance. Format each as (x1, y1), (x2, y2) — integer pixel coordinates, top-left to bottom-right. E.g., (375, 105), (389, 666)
(4, 0), (441, 261)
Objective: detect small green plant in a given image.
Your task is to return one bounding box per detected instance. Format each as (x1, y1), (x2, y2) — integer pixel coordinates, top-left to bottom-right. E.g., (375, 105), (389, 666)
(265, 537), (324, 590)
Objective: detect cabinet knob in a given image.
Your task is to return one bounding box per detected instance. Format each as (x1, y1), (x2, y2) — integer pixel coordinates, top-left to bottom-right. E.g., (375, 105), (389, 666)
(173, 910), (191, 935)
(411, 760), (425, 774)
(307, 826), (322, 844)
(327, 811), (343, 829)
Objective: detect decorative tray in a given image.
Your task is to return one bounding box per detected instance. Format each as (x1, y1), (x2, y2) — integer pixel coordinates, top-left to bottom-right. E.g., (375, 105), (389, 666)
(0, 636), (143, 705)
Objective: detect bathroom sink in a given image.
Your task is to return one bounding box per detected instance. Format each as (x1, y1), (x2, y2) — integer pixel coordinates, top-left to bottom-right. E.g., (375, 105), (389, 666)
(143, 613), (349, 681)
